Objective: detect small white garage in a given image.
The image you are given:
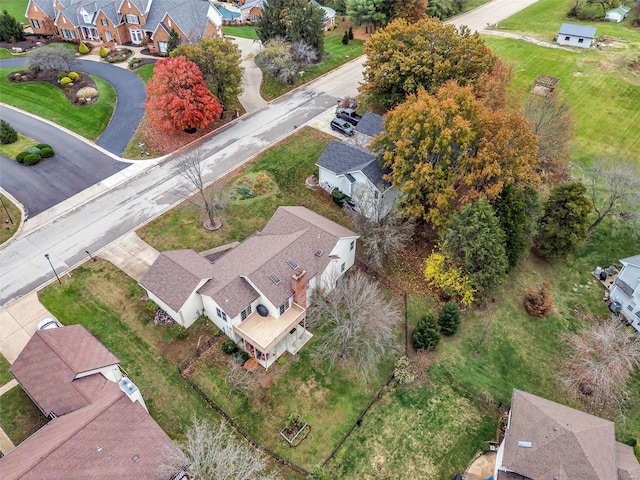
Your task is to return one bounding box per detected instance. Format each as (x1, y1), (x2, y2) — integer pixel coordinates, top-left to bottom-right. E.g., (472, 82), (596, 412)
(557, 23), (597, 49)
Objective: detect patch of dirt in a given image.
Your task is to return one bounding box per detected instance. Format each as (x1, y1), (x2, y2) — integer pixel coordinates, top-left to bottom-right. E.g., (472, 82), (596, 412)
(7, 68), (98, 105)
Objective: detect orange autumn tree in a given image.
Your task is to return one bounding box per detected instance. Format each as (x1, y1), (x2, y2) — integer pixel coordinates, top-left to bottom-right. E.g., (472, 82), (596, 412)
(372, 81), (539, 228)
(145, 56), (222, 132)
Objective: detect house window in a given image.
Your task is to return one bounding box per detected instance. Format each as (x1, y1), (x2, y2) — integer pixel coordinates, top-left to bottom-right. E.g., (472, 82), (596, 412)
(279, 298), (290, 315)
(158, 41), (168, 53)
(222, 311), (227, 321)
(578, 38), (584, 43)
(105, 30), (113, 42)
(240, 305), (252, 320)
(629, 302), (636, 312)
(341, 262), (345, 272)
(350, 240), (354, 251)
(60, 29), (76, 39)
(101, 18), (109, 26)
(564, 36), (570, 41)
(125, 14), (140, 24)
(31, 19), (40, 29)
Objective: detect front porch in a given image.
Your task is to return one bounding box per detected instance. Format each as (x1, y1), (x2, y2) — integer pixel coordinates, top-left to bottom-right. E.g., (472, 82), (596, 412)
(233, 303), (312, 368)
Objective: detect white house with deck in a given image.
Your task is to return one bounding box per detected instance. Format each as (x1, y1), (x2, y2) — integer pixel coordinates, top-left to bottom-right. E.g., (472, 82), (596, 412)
(609, 254), (640, 333)
(140, 206), (359, 368)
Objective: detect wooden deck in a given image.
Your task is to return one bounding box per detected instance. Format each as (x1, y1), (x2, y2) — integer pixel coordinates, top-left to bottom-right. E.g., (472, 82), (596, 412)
(233, 303), (305, 353)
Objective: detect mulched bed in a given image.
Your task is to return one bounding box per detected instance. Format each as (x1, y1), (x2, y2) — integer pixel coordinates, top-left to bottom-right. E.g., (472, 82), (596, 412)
(6, 69), (98, 105)
(0, 36), (55, 53)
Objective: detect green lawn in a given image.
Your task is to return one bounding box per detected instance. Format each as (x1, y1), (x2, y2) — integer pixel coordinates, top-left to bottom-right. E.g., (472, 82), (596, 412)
(38, 261), (220, 440)
(138, 127), (339, 251)
(496, 0), (640, 42)
(222, 25), (259, 39)
(133, 63), (155, 83)
(483, 37), (640, 167)
(0, 0), (28, 23)
(0, 386), (47, 444)
(0, 69), (116, 140)
(260, 30), (364, 100)
(0, 354), (12, 385)
(0, 131), (37, 159)
(0, 192), (21, 246)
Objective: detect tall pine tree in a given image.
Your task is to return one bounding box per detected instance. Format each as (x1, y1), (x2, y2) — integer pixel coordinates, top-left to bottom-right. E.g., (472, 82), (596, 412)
(492, 184), (527, 269)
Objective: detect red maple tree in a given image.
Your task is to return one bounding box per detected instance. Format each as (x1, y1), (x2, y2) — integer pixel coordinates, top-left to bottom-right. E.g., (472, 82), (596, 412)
(145, 56), (222, 132)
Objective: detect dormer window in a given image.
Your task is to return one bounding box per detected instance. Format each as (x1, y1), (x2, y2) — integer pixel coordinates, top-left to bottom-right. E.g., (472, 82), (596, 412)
(125, 13), (140, 24)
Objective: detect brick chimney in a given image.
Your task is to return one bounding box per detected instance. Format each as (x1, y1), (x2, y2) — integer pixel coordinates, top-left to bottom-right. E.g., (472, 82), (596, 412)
(291, 270), (307, 308)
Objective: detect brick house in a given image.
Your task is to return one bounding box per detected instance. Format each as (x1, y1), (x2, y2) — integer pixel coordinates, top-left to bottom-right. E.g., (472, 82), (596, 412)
(25, 0), (223, 54)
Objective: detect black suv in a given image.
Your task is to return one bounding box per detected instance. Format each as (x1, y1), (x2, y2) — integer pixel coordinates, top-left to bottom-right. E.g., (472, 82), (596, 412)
(330, 117), (354, 136)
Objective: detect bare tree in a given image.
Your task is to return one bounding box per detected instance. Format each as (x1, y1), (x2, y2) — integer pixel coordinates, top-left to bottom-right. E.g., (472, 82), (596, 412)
(345, 185), (415, 269)
(308, 270), (402, 380)
(562, 319), (640, 411)
(174, 151), (227, 229)
(584, 158), (640, 234)
(159, 416), (281, 480)
(524, 91), (574, 184)
(290, 40), (317, 65)
(27, 44), (76, 73)
(225, 362), (259, 399)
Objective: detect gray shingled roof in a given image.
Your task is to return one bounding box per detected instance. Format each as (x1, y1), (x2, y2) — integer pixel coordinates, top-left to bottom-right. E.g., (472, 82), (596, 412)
(316, 140), (391, 192)
(559, 22), (597, 38)
(355, 111), (384, 137)
(501, 389), (618, 480)
(617, 442), (640, 480)
(0, 393), (180, 480)
(139, 250), (213, 312)
(620, 254), (640, 267)
(147, 0), (213, 42)
(29, 0), (59, 19)
(10, 325), (120, 417)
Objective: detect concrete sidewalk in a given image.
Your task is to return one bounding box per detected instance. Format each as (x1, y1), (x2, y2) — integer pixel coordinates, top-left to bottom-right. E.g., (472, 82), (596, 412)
(0, 292), (56, 364)
(99, 232), (159, 281)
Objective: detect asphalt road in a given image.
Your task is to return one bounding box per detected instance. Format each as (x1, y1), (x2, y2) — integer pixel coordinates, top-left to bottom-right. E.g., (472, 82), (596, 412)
(0, 57), (146, 156)
(0, 108), (129, 217)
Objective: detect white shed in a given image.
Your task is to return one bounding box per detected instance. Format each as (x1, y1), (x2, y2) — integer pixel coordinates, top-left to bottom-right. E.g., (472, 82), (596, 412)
(605, 5), (631, 22)
(557, 23), (597, 48)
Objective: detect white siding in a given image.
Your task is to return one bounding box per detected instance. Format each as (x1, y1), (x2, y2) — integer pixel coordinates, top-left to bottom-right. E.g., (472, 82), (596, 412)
(147, 291), (181, 324)
(318, 166), (354, 197)
(557, 34), (593, 48)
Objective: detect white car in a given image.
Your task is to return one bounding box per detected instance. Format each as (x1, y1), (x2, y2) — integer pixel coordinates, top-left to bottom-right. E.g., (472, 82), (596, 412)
(36, 317), (61, 330)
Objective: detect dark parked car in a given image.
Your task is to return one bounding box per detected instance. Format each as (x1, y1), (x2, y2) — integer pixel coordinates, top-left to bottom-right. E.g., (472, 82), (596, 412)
(330, 117), (354, 136)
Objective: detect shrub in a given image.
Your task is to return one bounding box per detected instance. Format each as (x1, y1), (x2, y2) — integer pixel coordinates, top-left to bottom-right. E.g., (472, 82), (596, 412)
(78, 42), (90, 54)
(35, 143), (51, 149)
(23, 153), (42, 165)
(57, 72), (68, 80)
(99, 46), (109, 58)
(60, 76), (72, 85)
(251, 172), (272, 196)
(0, 119), (18, 144)
(68, 71), (79, 80)
(393, 356), (416, 385)
(40, 147), (54, 158)
(306, 465), (328, 480)
(412, 314), (440, 351)
(28, 146), (41, 155)
(170, 324), (188, 340)
(342, 31), (349, 45)
(222, 339), (238, 354)
(77, 86), (98, 100)
(16, 151), (28, 163)
(524, 282), (554, 317)
(438, 301), (461, 335)
(331, 187), (349, 207)
(233, 350), (250, 365)
(348, 26), (354, 40)
(129, 57), (141, 68)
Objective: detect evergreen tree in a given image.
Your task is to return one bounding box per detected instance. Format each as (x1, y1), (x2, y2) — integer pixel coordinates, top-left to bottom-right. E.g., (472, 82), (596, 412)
(443, 199), (509, 296)
(492, 184), (527, 269)
(256, 0), (290, 43)
(412, 314), (440, 351)
(0, 120), (18, 145)
(288, 0), (325, 56)
(167, 29), (181, 54)
(348, 26), (354, 39)
(438, 301), (461, 335)
(342, 31), (349, 45)
(535, 182), (592, 259)
(0, 9), (25, 43)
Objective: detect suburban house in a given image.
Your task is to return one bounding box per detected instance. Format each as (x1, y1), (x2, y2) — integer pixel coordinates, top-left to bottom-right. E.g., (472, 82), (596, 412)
(495, 389), (640, 480)
(25, 0), (223, 54)
(140, 206), (359, 368)
(237, 0), (335, 29)
(605, 5), (631, 22)
(609, 254), (640, 333)
(316, 140), (399, 220)
(556, 22), (597, 48)
(354, 111), (384, 147)
(0, 325), (181, 480)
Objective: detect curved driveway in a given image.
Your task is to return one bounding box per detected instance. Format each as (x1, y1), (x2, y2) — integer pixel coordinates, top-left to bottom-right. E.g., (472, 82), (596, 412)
(0, 57), (146, 155)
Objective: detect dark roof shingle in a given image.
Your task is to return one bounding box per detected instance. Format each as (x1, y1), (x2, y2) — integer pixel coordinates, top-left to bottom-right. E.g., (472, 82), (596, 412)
(355, 111), (384, 137)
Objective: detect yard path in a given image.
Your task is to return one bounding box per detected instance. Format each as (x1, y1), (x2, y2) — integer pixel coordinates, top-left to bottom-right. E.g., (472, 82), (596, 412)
(99, 232), (159, 282)
(447, 0), (541, 32)
(230, 36), (269, 113)
(483, 29), (574, 50)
